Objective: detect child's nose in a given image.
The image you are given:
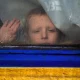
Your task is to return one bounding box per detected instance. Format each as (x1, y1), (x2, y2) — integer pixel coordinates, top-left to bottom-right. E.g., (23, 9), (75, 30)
(41, 29), (48, 39)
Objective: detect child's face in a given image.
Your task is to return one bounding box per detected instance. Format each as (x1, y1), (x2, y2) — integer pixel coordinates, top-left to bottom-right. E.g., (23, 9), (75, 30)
(28, 15), (58, 45)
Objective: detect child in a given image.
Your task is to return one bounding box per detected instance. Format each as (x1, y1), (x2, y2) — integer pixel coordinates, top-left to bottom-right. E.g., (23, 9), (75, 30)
(25, 6), (65, 45)
(0, 6), (70, 45)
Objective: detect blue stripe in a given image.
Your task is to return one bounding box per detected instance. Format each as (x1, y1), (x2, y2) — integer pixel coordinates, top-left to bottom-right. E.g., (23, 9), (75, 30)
(0, 54), (80, 61)
(0, 49), (80, 67)
(0, 61), (80, 67)
(0, 49), (80, 54)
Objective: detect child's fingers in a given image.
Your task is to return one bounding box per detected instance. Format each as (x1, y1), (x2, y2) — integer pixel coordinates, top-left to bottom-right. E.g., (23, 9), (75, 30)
(7, 18), (17, 28)
(10, 21), (20, 34)
(10, 19), (20, 29)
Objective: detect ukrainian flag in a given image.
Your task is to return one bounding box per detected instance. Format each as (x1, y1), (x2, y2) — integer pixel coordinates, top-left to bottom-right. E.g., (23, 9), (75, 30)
(0, 45), (80, 80)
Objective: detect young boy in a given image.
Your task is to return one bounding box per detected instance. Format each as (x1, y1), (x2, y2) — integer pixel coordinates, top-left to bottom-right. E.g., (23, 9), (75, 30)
(25, 6), (65, 45)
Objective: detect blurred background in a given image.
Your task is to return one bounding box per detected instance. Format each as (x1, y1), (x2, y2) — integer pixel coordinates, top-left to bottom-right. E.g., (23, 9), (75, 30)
(0, 0), (40, 22)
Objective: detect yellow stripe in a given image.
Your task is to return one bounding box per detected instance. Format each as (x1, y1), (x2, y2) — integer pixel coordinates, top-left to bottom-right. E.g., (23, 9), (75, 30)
(0, 68), (80, 80)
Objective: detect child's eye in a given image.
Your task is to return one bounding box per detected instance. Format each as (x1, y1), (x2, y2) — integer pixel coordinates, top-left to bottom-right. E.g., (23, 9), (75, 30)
(48, 29), (56, 32)
(32, 30), (40, 33)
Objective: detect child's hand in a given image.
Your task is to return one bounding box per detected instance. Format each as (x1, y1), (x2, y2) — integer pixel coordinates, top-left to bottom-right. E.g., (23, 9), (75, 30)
(0, 19), (20, 43)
